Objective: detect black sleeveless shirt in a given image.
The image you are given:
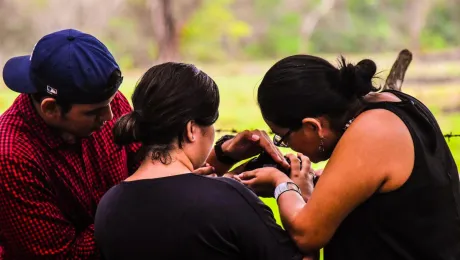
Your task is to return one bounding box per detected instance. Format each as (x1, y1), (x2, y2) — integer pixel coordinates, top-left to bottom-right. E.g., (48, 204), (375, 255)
(324, 90), (460, 260)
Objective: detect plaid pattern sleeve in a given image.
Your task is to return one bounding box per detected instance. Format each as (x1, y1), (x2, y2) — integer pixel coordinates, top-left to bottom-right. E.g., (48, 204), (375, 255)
(0, 154), (100, 259)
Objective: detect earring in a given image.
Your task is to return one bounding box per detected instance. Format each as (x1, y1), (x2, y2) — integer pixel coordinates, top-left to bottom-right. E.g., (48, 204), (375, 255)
(318, 137), (325, 152)
(191, 136), (195, 141)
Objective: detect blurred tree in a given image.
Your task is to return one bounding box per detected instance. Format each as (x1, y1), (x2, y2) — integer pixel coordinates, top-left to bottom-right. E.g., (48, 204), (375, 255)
(298, 0), (336, 53)
(1, 0), (460, 67)
(148, 0), (202, 63)
(405, 0), (434, 53)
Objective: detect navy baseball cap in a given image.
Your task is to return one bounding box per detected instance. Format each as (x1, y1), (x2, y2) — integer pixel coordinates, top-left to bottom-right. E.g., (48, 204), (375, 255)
(2, 29), (122, 104)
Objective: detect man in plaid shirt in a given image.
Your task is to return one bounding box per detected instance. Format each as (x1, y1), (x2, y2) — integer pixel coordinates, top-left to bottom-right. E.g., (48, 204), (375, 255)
(0, 29), (143, 259)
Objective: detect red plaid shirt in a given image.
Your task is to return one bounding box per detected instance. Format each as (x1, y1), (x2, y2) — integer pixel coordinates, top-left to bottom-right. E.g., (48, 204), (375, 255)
(0, 92), (140, 259)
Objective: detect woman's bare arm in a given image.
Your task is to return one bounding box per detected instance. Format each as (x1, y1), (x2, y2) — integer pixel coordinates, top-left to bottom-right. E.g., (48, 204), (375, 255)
(276, 109), (415, 252)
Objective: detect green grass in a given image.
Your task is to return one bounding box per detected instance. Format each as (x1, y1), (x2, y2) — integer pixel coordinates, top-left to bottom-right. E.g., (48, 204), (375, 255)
(1, 65), (459, 259)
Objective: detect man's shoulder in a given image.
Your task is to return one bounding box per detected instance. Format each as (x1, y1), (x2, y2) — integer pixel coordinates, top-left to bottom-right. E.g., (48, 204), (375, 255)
(0, 132), (43, 182)
(0, 130), (41, 165)
(0, 107), (39, 159)
(111, 91), (133, 119)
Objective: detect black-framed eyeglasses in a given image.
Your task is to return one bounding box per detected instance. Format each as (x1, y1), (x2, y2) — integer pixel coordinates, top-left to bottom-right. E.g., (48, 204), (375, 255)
(273, 130), (292, 147)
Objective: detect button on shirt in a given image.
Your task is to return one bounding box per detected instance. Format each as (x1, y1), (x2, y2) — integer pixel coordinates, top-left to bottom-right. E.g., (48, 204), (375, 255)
(0, 92), (141, 259)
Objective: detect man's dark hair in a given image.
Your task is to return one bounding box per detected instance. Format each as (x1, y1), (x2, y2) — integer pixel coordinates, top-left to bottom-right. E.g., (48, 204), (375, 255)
(30, 69), (123, 114)
(113, 62), (219, 164)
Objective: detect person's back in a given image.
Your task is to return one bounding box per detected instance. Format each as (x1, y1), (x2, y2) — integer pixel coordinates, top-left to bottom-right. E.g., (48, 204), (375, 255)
(96, 174), (302, 260)
(94, 62), (304, 260)
(324, 90), (460, 259)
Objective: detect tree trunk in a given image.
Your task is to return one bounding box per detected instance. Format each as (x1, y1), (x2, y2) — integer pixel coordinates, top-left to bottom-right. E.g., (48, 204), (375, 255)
(298, 0), (335, 53)
(148, 0), (202, 63)
(405, 0), (433, 53)
(149, 0), (180, 63)
(383, 49), (413, 91)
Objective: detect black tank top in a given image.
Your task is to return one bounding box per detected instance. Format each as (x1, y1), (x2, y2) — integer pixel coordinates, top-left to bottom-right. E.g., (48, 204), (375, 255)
(324, 90), (460, 260)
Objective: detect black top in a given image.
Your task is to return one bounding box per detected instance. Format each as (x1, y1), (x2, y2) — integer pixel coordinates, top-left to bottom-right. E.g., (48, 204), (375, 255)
(94, 174), (303, 260)
(324, 90), (460, 260)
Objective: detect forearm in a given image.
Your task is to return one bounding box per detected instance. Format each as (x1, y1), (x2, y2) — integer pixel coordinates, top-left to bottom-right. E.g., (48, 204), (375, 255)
(277, 190), (326, 252)
(277, 190), (306, 236)
(67, 224), (100, 259)
(0, 158), (100, 259)
(5, 224), (99, 259)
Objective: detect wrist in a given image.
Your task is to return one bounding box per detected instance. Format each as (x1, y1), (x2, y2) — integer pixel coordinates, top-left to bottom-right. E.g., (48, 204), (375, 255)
(214, 135), (238, 165)
(221, 139), (232, 155)
(274, 181), (302, 201)
(273, 172), (291, 187)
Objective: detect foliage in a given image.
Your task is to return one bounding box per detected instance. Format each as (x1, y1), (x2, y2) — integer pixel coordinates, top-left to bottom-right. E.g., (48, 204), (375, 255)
(1, 0), (460, 66)
(180, 0), (252, 62)
(420, 2), (460, 51)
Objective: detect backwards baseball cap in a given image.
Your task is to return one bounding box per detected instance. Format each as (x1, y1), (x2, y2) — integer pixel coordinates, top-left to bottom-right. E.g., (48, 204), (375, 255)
(2, 29), (122, 104)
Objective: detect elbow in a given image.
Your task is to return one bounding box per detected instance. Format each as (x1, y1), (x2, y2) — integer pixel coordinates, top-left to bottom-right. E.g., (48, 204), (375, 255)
(290, 227), (330, 253)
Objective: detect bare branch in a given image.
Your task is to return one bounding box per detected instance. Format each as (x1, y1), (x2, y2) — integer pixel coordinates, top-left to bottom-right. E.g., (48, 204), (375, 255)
(383, 49), (413, 91)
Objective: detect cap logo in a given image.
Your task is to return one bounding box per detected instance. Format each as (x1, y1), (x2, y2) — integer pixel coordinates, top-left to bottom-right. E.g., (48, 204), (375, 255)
(46, 85), (58, 95)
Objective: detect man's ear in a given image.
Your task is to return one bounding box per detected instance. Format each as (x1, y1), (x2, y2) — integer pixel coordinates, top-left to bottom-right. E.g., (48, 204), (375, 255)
(40, 98), (61, 119)
(185, 120), (196, 143)
(301, 117), (324, 137)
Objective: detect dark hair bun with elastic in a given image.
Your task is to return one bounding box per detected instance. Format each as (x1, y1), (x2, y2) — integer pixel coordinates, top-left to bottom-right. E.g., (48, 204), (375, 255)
(113, 111), (143, 145)
(337, 56), (377, 99)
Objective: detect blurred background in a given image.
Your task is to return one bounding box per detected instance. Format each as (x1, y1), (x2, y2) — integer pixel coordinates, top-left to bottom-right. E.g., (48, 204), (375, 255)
(0, 0), (459, 217)
(0, 0), (459, 164)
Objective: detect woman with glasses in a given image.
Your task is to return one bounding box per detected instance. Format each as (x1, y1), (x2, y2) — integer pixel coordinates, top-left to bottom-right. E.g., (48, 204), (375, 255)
(94, 62), (310, 260)
(238, 55), (460, 259)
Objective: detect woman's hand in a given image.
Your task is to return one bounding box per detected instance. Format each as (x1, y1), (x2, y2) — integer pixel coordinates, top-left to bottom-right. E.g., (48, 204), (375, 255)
(238, 167), (291, 197)
(222, 130), (290, 169)
(238, 153), (316, 200)
(286, 153), (316, 201)
(193, 163), (217, 177)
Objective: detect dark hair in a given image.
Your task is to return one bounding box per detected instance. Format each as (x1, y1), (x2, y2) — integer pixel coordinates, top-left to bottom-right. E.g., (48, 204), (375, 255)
(31, 69), (122, 115)
(113, 62), (219, 164)
(257, 54), (379, 132)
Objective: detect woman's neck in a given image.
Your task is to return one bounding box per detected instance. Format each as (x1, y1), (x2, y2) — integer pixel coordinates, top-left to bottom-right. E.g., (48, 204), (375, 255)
(125, 150), (194, 182)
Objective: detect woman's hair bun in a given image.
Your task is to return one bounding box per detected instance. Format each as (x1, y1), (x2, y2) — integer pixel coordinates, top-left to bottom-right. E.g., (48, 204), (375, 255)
(337, 56), (377, 99)
(113, 111), (143, 145)
(356, 59), (377, 82)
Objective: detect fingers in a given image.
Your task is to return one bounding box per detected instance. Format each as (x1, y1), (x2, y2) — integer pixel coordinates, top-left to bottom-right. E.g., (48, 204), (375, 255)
(285, 153), (301, 177)
(232, 174), (243, 182)
(228, 162), (248, 175)
(297, 152), (312, 173)
(239, 130), (261, 143)
(256, 130), (289, 168)
(237, 170), (257, 180)
(193, 163), (216, 176)
(240, 178), (255, 186)
(222, 172), (242, 182)
(314, 168), (324, 176)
